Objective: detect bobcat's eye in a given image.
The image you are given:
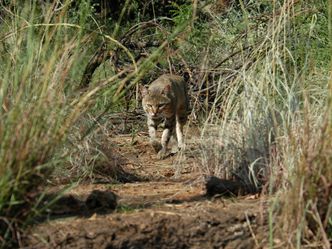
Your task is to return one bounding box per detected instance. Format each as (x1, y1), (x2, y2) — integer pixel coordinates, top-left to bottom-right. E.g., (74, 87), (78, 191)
(158, 104), (165, 109)
(147, 104), (152, 108)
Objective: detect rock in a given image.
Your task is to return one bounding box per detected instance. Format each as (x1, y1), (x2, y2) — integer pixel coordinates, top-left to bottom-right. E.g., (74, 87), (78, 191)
(205, 176), (258, 197)
(85, 190), (117, 212)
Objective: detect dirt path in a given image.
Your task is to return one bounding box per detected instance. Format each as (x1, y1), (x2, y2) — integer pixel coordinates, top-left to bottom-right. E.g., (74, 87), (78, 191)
(25, 130), (269, 249)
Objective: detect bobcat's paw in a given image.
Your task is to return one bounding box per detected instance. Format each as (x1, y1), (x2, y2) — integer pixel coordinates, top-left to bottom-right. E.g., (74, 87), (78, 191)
(151, 140), (162, 153)
(157, 148), (168, 160)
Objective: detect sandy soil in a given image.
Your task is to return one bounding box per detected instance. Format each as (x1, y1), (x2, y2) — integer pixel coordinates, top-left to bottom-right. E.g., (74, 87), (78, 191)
(24, 127), (270, 249)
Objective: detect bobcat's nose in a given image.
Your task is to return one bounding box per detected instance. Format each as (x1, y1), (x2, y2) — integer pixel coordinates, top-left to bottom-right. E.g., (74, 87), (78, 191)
(151, 107), (158, 117)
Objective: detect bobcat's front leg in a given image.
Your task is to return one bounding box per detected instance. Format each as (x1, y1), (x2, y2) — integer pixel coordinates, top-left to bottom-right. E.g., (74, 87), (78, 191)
(147, 117), (162, 152)
(176, 114), (187, 151)
(158, 117), (175, 159)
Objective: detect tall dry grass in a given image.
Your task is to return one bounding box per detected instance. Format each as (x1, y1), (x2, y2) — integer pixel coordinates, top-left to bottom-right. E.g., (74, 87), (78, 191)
(0, 1), (191, 247)
(280, 90), (332, 248)
(184, 1), (330, 247)
(0, 2), (102, 246)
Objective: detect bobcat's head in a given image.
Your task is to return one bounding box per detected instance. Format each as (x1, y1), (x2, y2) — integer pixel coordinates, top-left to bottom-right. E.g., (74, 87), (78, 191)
(140, 84), (173, 119)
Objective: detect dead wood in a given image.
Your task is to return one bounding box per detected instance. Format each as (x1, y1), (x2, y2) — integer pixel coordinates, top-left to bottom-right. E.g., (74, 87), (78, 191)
(79, 21), (161, 89)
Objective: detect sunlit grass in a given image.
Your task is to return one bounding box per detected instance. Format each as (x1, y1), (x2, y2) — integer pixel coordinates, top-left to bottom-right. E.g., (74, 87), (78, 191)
(0, 1), (191, 247)
(0, 0), (330, 248)
(187, 1), (330, 247)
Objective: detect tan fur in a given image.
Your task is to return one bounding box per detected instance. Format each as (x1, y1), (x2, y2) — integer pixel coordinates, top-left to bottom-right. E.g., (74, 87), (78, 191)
(141, 74), (189, 159)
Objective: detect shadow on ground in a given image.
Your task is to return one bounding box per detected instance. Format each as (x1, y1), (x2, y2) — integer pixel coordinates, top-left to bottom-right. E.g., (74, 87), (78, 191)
(24, 130), (269, 249)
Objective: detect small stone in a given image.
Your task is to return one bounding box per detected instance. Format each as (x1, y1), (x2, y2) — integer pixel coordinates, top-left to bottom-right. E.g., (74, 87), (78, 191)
(85, 190), (117, 212)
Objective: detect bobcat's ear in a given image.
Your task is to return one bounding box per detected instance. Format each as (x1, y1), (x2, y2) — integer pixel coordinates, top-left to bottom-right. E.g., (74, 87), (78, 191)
(139, 85), (149, 97)
(162, 84), (171, 95)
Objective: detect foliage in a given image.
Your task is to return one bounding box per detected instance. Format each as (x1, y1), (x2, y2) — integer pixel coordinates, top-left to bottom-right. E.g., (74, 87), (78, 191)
(179, 0), (331, 247)
(0, 1), (191, 247)
(0, 0), (330, 248)
(0, 2), (97, 246)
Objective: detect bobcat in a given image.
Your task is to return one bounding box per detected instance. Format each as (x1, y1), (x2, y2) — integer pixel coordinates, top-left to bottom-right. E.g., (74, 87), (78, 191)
(141, 74), (189, 159)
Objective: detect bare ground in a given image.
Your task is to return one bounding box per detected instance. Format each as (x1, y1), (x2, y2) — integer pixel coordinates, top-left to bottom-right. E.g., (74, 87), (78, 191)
(24, 127), (271, 249)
